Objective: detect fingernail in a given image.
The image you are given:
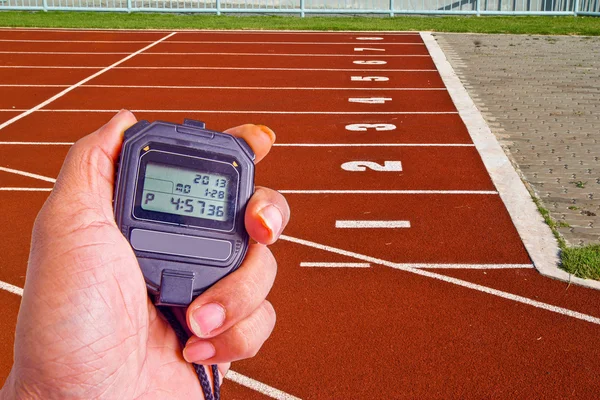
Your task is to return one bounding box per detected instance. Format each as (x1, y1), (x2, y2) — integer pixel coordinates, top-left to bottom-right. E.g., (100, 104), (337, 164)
(191, 303), (226, 337)
(258, 205), (283, 238)
(187, 335), (202, 345)
(183, 341), (216, 363)
(256, 125), (276, 144)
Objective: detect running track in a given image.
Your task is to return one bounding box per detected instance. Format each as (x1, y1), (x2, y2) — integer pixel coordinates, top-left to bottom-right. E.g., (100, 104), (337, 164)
(0, 28), (599, 399)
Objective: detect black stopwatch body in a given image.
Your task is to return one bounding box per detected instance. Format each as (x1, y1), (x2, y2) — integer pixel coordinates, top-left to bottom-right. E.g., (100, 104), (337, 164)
(114, 119), (255, 307)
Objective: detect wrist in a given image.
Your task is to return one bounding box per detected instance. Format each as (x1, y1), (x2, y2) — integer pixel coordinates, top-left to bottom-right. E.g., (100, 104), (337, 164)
(0, 371), (38, 400)
(0, 373), (16, 400)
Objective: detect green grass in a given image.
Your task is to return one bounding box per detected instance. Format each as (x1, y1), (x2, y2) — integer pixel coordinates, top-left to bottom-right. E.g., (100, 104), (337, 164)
(0, 12), (599, 35)
(532, 198), (600, 280)
(561, 245), (600, 281)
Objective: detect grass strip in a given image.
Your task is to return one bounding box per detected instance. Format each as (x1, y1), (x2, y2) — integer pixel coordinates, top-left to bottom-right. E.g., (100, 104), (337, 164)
(0, 12), (599, 35)
(561, 245), (600, 281)
(533, 198), (600, 280)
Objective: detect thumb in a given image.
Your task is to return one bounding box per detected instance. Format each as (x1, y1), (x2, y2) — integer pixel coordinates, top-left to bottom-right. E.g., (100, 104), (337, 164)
(50, 109), (137, 217)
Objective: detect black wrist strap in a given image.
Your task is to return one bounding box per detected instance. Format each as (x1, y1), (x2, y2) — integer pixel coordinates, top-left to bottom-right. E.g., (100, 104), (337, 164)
(158, 306), (220, 400)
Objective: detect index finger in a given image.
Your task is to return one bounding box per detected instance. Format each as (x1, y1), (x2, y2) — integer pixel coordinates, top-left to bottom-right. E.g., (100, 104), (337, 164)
(223, 124), (275, 163)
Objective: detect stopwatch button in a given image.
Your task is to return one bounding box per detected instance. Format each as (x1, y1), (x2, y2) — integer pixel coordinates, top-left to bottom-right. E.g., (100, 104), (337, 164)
(183, 119), (206, 129)
(158, 269), (195, 307)
(235, 137), (255, 161)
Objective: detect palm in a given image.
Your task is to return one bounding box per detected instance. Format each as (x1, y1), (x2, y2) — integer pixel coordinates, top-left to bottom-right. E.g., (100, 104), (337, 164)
(14, 208), (205, 399)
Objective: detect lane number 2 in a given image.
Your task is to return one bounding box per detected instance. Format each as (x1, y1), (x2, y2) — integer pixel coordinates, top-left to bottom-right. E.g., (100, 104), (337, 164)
(354, 47), (385, 52)
(341, 161), (403, 172)
(345, 124), (396, 131)
(351, 76), (389, 82)
(353, 60), (387, 65)
(348, 97), (392, 104)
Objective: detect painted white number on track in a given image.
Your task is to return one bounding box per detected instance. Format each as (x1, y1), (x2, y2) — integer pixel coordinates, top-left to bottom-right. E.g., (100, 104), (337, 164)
(351, 76), (389, 82)
(345, 123), (396, 132)
(341, 161), (403, 172)
(354, 47), (386, 52)
(348, 97), (392, 104)
(353, 60), (387, 65)
(356, 37), (384, 40)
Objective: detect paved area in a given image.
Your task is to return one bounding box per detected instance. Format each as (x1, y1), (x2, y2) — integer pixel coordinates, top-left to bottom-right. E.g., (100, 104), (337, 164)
(435, 33), (600, 246)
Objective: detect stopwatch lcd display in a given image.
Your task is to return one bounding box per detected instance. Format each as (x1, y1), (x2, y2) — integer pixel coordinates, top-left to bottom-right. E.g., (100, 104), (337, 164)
(141, 163), (230, 222)
(132, 148), (239, 231)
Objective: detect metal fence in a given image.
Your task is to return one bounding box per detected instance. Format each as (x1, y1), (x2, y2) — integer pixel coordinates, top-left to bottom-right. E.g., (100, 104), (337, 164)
(0, 0), (598, 16)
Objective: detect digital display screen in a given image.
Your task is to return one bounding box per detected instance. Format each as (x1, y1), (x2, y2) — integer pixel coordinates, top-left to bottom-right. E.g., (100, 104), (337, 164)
(141, 162), (229, 222)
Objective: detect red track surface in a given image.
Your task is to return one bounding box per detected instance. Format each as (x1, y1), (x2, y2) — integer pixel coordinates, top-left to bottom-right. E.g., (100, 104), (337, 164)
(1, 29), (599, 399)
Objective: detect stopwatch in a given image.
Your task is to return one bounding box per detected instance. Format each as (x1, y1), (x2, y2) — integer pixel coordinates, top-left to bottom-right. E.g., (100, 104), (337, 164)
(114, 119), (255, 307)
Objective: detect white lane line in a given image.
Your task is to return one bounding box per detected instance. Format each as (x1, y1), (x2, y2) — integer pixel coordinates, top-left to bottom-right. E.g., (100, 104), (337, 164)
(0, 188), (497, 195)
(0, 27), (419, 34)
(214, 370), (302, 400)
(0, 65), (99, 69)
(0, 28), (165, 33)
(278, 190), (497, 194)
(336, 220), (411, 228)
(0, 280), (23, 296)
(0, 110), (459, 115)
(300, 262), (531, 269)
(399, 264), (534, 269)
(0, 141), (74, 145)
(0, 166), (56, 183)
(0, 51), (132, 54)
(0, 142), (472, 147)
(166, 41), (424, 45)
(0, 278), (302, 399)
(0, 85), (70, 88)
(147, 52), (428, 57)
(0, 39), (423, 45)
(0, 187), (53, 191)
(280, 235), (600, 326)
(273, 143), (474, 147)
(0, 51), (428, 57)
(0, 66), (436, 72)
(0, 39), (153, 43)
(0, 84), (446, 91)
(301, 262), (371, 268)
(0, 32), (177, 132)
(124, 67), (434, 72)
(88, 85), (442, 91)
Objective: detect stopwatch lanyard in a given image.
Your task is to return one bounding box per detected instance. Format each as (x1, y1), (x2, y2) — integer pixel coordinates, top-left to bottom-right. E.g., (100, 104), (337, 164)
(158, 306), (220, 400)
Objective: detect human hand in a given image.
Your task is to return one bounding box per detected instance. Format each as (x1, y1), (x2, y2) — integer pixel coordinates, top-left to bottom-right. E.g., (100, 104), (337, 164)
(0, 110), (290, 400)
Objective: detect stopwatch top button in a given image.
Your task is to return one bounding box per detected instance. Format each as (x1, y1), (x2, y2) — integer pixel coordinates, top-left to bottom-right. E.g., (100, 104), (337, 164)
(182, 119), (206, 129)
(176, 125), (214, 138)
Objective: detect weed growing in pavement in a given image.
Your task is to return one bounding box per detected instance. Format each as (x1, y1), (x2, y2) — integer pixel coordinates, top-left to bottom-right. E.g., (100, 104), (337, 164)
(532, 197), (567, 248)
